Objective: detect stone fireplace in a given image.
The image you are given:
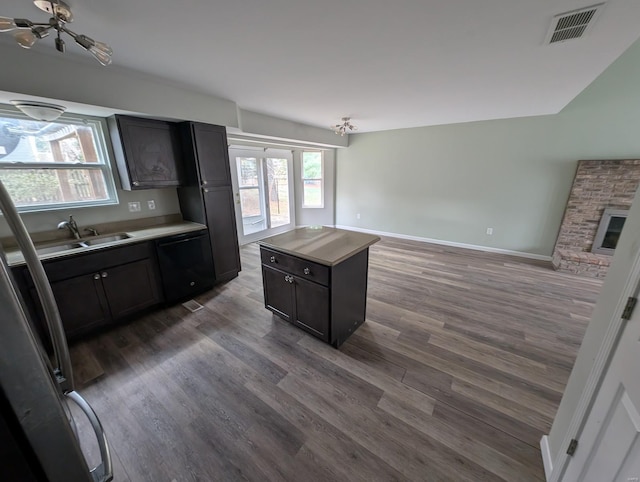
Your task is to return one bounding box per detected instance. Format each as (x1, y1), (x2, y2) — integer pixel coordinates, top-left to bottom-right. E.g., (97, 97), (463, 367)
(552, 160), (640, 278)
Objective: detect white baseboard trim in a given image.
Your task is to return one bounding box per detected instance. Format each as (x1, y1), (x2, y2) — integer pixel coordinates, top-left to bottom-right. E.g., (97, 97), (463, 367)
(540, 435), (553, 480)
(334, 225), (552, 262)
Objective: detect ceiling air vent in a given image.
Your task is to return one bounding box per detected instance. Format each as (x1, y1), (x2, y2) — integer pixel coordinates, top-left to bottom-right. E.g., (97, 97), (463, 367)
(545, 3), (605, 44)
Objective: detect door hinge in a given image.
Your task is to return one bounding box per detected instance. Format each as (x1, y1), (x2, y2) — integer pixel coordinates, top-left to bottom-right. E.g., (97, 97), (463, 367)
(622, 297), (637, 320)
(566, 438), (578, 456)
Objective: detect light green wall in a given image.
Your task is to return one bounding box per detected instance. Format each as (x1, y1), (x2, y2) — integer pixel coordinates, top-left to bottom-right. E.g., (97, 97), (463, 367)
(337, 38), (640, 466)
(336, 39), (640, 257)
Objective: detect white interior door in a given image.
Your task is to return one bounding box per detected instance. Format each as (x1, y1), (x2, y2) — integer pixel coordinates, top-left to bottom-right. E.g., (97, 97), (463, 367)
(228, 147), (294, 244)
(562, 287), (640, 481)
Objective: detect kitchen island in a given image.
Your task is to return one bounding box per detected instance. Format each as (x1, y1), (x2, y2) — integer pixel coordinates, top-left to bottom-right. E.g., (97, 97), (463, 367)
(259, 226), (380, 347)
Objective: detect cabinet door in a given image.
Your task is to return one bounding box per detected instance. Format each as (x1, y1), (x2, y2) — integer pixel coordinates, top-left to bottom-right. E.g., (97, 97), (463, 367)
(203, 186), (241, 281)
(191, 123), (232, 186)
(110, 115), (183, 189)
(49, 274), (110, 337)
(262, 266), (294, 322)
(293, 276), (330, 342)
(101, 259), (162, 320)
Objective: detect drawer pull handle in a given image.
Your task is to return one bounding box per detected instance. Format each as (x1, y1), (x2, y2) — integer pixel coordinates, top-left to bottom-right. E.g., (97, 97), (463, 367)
(303, 268), (310, 275)
(101, 272), (108, 278)
(132, 181), (140, 186)
(270, 256), (276, 263)
(93, 273), (100, 280)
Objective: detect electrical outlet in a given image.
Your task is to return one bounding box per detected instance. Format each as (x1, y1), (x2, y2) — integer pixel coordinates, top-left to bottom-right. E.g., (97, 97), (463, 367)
(128, 201), (141, 212)
(486, 227), (493, 235)
(356, 213), (361, 220)
(147, 200), (156, 210)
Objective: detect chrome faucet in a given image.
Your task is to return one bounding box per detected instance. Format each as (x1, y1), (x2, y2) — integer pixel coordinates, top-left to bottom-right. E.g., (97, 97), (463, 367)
(57, 216), (81, 240)
(84, 227), (100, 236)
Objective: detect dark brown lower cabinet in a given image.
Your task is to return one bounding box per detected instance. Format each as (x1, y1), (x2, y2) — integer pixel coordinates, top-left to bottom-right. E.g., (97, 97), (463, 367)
(50, 273), (110, 335)
(20, 242), (162, 339)
(203, 186), (241, 282)
(262, 265), (330, 341)
(260, 247), (370, 347)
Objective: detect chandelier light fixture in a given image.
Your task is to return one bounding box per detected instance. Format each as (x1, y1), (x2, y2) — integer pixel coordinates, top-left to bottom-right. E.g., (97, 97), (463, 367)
(0, 0), (113, 66)
(331, 117), (358, 136)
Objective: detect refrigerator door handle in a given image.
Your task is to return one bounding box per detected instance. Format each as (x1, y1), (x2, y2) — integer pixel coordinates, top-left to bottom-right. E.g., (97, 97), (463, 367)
(0, 181), (74, 392)
(66, 390), (113, 482)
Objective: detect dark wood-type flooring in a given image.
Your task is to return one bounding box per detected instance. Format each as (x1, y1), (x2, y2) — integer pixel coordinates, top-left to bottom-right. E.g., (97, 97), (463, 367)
(69, 238), (603, 481)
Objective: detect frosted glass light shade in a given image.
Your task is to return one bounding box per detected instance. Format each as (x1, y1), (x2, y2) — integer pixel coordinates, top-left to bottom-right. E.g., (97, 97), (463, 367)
(0, 16), (16, 32)
(10, 100), (67, 121)
(14, 30), (36, 49)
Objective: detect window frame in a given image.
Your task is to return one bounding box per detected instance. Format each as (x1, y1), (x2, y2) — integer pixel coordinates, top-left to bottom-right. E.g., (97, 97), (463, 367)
(0, 107), (119, 213)
(301, 150), (324, 209)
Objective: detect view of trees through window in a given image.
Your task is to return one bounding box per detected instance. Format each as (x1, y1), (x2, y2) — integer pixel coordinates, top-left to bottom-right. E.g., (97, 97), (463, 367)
(0, 116), (114, 210)
(302, 151), (323, 208)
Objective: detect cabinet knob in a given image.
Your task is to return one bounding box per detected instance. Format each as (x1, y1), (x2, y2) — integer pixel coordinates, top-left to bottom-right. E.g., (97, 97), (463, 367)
(284, 275), (294, 283)
(270, 256), (276, 263)
(190, 281), (195, 286)
(93, 273), (100, 280)
(132, 181), (140, 186)
(203, 188), (210, 193)
(303, 268), (310, 275)
(101, 272), (108, 278)
(202, 181), (208, 186)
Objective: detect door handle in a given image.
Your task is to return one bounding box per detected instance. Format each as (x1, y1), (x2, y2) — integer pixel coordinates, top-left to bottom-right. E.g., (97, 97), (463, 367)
(66, 391), (113, 482)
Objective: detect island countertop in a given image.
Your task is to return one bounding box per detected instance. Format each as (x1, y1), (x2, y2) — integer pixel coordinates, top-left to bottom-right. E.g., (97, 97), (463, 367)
(259, 226), (380, 266)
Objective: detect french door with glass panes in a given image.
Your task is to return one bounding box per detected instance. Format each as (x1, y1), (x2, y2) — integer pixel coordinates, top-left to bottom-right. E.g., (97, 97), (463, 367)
(228, 148), (294, 244)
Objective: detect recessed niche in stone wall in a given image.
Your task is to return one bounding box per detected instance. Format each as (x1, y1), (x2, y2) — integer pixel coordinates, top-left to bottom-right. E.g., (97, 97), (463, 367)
(552, 160), (640, 278)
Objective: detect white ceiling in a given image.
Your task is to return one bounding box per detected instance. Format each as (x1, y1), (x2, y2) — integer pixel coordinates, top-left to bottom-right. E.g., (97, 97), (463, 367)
(1, 0), (640, 133)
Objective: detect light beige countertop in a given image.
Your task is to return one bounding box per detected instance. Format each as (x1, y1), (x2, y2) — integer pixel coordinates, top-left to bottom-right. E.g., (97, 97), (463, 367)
(4, 220), (206, 267)
(259, 226), (380, 266)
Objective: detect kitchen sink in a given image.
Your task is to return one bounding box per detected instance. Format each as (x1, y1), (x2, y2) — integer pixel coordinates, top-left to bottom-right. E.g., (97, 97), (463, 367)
(81, 233), (131, 246)
(36, 243), (86, 255)
(35, 233), (131, 255)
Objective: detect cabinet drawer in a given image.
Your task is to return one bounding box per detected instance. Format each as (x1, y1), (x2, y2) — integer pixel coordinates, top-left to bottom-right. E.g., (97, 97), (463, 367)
(35, 242), (154, 283)
(260, 247), (329, 286)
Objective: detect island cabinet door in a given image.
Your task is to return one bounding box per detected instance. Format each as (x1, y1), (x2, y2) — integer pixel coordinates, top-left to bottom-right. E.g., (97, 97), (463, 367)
(262, 265), (294, 321)
(292, 276), (330, 343)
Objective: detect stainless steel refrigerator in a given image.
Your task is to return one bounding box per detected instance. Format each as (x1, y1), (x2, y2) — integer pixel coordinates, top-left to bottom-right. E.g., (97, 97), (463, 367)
(0, 180), (112, 482)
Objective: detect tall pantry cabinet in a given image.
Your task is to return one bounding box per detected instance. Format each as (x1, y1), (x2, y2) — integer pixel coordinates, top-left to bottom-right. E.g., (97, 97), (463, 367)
(177, 122), (241, 282)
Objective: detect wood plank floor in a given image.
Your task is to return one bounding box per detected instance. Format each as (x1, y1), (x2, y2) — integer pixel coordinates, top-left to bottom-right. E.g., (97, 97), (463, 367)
(69, 238), (603, 481)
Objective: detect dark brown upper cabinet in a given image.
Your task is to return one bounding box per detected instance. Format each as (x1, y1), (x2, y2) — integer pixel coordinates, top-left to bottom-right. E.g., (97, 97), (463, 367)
(180, 123), (232, 187)
(108, 115), (184, 190)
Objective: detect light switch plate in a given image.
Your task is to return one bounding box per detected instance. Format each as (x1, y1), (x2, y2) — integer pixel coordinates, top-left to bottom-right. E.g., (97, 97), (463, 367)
(128, 202), (141, 212)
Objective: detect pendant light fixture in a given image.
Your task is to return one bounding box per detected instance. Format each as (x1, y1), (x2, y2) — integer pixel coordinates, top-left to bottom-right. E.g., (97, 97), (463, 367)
(0, 0), (112, 66)
(331, 117), (358, 136)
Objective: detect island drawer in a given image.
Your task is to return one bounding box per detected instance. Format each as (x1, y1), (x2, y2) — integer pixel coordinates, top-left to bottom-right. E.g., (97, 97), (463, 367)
(260, 247), (329, 286)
